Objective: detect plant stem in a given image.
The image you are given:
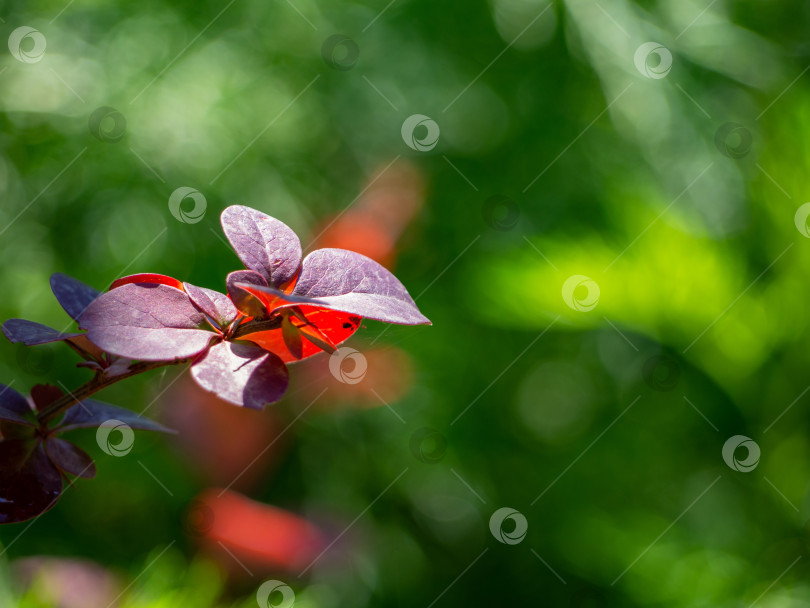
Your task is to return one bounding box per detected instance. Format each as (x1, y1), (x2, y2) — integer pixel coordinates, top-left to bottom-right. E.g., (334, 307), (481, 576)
(36, 359), (189, 425)
(231, 316), (283, 340)
(37, 316), (284, 425)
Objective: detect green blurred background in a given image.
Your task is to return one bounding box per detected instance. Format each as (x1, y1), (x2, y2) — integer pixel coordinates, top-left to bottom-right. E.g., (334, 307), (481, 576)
(2, 0), (810, 605)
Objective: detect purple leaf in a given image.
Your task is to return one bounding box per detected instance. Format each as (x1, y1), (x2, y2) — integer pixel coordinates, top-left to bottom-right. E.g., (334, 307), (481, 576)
(0, 406), (34, 427)
(190, 341), (289, 409)
(0, 440), (62, 524)
(58, 399), (176, 434)
(2, 319), (82, 346)
(290, 249), (431, 325)
(45, 438), (96, 479)
(220, 206), (302, 287)
(50, 273), (100, 322)
(0, 383), (34, 419)
(80, 283), (213, 361)
(226, 270), (269, 318)
(184, 283), (238, 329)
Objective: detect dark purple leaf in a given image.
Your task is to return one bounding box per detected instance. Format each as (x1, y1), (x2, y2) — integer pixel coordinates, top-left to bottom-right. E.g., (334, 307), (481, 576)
(184, 283), (238, 329)
(0, 407), (34, 428)
(190, 341), (289, 409)
(80, 283), (213, 361)
(58, 399), (176, 433)
(50, 273), (101, 322)
(220, 206), (302, 287)
(226, 270), (269, 318)
(2, 319), (82, 346)
(0, 383), (34, 419)
(0, 440), (62, 524)
(289, 249), (431, 325)
(45, 438), (96, 479)
(30, 384), (63, 412)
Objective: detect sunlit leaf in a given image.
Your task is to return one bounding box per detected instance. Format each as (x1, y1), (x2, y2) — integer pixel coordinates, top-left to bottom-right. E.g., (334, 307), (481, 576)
(80, 284), (214, 361)
(220, 206), (302, 287)
(190, 341), (289, 409)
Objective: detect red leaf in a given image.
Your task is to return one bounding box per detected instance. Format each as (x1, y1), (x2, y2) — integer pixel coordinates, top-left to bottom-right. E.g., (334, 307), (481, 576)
(195, 489), (327, 572)
(30, 385), (63, 412)
(243, 306), (360, 363)
(109, 273), (184, 291)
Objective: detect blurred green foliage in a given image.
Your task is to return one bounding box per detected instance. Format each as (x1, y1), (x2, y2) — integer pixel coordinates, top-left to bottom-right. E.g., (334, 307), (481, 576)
(3, 0), (810, 606)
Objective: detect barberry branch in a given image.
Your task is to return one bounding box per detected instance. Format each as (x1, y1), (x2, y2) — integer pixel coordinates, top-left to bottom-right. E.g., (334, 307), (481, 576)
(36, 358), (191, 425)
